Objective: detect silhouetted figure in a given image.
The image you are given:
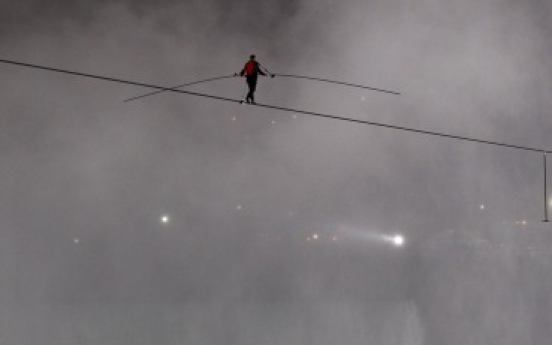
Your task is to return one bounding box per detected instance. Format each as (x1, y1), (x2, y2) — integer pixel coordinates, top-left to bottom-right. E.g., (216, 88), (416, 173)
(239, 55), (267, 104)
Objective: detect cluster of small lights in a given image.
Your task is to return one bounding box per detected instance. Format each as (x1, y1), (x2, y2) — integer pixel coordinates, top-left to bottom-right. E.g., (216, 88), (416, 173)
(306, 233), (319, 241)
(306, 233), (339, 242)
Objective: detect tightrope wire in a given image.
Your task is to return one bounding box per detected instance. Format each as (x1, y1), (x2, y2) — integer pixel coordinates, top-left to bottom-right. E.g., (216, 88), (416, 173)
(0, 58), (549, 154)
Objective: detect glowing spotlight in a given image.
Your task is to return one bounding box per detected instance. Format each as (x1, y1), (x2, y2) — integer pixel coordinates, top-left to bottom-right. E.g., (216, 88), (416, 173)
(160, 215), (170, 224)
(339, 226), (406, 248)
(313, 233), (319, 240)
(393, 235), (405, 247)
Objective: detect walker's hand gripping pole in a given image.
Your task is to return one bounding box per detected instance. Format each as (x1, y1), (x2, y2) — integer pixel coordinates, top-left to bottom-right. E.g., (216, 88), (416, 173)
(258, 63), (275, 78)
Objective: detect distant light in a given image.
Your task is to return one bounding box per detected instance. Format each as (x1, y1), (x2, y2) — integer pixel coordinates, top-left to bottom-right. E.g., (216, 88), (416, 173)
(393, 235), (404, 247)
(480, 204), (485, 210)
(522, 220), (527, 225)
(236, 205), (243, 210)
(271, 120), (276, 124)
(313, 233), (319, 240)
(160, 215), (170, 224)
(74, 238), (80, 244)
(232, 116), (236, 121)
(332, 236), (337, 241)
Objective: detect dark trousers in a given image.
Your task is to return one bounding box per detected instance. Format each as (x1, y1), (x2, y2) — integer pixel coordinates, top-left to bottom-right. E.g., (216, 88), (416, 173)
(246, 76), (258, 102)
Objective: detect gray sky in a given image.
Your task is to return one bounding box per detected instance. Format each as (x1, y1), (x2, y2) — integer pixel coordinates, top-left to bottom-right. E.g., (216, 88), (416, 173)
(1, 1), (552, 344)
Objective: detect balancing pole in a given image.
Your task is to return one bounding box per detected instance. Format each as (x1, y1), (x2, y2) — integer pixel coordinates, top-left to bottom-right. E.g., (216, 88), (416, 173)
(124, 74), (238, 103)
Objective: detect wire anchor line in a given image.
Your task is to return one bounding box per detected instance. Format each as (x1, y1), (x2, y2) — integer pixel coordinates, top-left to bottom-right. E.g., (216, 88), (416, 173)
(271, 73), (401, 95)
(0, 57), (549, 155)
(544, 153), (549, 222)
(124, 74), (238, 103)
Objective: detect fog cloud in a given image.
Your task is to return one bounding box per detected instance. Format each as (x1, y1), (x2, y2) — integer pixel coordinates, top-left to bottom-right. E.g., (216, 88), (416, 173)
(1, 1), (551, 344)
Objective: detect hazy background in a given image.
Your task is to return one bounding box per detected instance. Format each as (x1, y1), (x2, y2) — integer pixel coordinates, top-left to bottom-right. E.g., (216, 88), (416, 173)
(1, 0), (551, 344)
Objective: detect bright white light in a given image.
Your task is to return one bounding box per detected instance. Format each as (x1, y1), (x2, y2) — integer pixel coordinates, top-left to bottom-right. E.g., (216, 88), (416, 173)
(313, 233), (319, 240)
(393, 235), (405, 247)
(160, 215), (170, 224)
(480, 204), (485, 210)
(338, 226), (405, 248)
(74, 238), (80, 244)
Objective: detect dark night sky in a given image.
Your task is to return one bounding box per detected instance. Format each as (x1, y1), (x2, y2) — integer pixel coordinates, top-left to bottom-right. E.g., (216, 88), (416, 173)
(1, 1), (552, 344)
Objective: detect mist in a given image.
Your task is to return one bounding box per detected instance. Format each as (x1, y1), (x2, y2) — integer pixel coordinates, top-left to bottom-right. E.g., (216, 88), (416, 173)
(1, 1), (551, 344)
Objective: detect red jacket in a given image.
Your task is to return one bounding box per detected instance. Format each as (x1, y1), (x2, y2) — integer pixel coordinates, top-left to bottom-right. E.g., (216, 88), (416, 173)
(240, 60), (266, 77)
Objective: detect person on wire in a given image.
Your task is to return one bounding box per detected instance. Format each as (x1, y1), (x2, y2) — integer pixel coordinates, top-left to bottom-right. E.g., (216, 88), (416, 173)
(239, 54), (270, 104)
